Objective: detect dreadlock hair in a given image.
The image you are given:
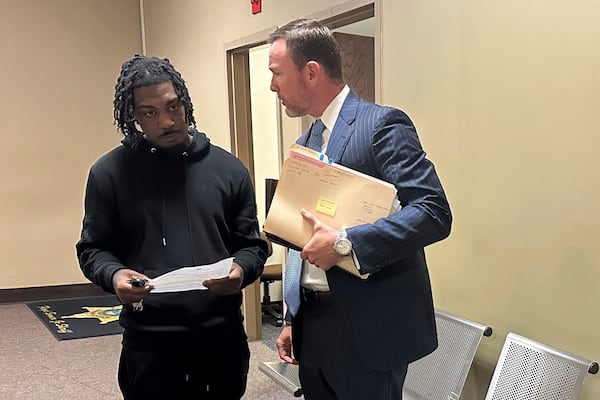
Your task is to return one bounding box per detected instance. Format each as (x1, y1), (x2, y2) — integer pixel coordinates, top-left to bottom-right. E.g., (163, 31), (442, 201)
(268, 18), (344, 84)
(113, 55), (196, 146)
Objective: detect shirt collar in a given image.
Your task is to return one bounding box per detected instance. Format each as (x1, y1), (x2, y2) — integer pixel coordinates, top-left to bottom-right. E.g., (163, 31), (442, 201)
(320, 85), (350, 133)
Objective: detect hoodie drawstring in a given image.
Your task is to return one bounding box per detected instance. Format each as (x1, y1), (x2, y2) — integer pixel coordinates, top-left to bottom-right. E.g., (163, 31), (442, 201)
(150, 147), (196, 264)
(182, 151), (197, 265)
(150, 147), (169, 248)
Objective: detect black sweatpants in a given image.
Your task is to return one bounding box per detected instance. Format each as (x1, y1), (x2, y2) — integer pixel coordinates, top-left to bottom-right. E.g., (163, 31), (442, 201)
(118, 331), (250, 400)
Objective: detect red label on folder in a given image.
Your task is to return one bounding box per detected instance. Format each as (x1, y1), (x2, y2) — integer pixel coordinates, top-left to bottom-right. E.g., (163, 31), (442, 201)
(290, 150), (327, 168)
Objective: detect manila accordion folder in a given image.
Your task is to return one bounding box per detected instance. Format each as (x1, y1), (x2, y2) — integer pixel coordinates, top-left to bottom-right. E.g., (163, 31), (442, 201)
(263, 144), (398, 279)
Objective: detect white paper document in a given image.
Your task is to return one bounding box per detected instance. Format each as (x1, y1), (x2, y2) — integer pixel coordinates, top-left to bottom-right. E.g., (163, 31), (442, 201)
(149, 257), (234, 293)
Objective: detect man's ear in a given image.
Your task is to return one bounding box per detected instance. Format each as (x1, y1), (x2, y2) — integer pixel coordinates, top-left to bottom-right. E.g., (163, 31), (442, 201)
(305, 60), (320, 83)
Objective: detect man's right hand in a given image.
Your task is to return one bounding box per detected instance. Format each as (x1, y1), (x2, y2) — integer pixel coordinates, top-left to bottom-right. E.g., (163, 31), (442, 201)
(112, 269), (153, 305)
(276, 324), (298, 365)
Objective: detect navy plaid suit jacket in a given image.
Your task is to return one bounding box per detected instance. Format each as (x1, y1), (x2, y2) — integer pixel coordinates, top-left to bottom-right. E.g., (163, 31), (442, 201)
(294, 91), (452, 370)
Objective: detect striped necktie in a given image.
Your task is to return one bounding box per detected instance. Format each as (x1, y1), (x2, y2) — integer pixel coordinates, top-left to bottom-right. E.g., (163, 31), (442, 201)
(284, 120), (326, 318)
(305, 119), (325, 152)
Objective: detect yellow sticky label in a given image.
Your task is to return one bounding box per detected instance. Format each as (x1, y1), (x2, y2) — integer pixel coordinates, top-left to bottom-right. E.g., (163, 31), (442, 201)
(315, 197), (337, 217)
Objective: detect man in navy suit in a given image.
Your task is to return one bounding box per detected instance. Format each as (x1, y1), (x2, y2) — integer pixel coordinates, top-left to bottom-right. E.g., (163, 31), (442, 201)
(267, 19), (452, 399)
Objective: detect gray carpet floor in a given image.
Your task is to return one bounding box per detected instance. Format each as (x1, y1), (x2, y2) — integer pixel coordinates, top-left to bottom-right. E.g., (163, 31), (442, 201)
(0, 302), (300, 399)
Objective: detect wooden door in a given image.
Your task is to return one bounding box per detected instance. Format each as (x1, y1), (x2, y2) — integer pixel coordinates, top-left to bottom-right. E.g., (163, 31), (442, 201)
(333, 32), (375, 102)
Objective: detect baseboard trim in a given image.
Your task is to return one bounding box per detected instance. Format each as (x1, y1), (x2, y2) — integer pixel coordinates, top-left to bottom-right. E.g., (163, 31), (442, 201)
(0, 283), (108, 304)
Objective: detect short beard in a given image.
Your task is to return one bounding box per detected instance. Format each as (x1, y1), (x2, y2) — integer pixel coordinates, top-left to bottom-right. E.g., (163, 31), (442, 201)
(284, 106), (307, 118)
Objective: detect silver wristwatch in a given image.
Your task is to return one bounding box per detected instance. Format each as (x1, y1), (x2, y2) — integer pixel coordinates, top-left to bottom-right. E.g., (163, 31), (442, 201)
(333, 229), (352, 256)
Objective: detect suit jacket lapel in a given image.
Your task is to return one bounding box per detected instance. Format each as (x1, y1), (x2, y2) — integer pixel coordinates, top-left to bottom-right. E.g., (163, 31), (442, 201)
(326, 91), (360, 163)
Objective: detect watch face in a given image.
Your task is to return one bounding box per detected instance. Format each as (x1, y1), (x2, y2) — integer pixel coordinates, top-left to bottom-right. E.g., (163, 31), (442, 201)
(335, 238), (352, 256)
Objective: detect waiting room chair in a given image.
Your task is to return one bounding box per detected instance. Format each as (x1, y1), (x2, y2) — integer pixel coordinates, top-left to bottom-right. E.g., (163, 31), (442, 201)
(403, 309), (493, 400)
(484, 332), (598, 400)
(259, 360), (303, 397)
(261, 263), (283, 326)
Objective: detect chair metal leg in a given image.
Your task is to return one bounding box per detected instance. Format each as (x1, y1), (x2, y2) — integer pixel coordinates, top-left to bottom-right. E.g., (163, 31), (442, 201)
(262, 280), (283, 326)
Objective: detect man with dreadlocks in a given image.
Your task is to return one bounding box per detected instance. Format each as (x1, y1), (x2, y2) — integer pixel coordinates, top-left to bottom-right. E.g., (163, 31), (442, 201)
(76, 55), (268, 399)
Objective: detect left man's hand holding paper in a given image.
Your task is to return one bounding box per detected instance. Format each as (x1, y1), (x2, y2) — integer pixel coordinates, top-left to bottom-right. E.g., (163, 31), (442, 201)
(112, 268), (153, 305)
(299, 209), (342, 271)
(203, 262), (245, 295)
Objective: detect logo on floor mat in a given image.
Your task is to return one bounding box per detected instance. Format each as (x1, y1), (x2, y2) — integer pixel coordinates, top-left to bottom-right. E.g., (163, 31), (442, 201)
(36, 304), (122, 334)
(62, 305), (122, 324)
(29, 296), (125, 340)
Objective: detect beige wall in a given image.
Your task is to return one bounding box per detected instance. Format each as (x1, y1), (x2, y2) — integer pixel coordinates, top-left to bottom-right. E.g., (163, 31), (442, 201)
(2, 0), (599, 397)
(0, 0), (142, 288)
(384, 1), (600, 398)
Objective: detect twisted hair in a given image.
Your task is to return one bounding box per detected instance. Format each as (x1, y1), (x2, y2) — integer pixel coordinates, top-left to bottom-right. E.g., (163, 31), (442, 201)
(113, 55), (196, 145)
(268, 18), (344, 83)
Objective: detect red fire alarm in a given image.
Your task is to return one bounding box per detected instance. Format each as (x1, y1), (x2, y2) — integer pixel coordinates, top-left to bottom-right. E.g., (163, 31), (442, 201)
(251, 0), (262, 14)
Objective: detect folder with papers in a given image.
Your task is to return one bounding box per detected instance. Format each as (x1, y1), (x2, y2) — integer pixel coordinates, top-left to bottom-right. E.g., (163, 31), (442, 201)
(263, 144), (399, 279)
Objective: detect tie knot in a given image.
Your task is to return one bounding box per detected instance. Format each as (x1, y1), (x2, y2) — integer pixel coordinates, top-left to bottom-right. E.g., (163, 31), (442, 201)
(306, 119), (325, 152)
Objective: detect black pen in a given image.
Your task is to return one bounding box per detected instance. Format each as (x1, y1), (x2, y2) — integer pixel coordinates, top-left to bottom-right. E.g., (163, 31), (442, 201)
(129, 276), (148, 288)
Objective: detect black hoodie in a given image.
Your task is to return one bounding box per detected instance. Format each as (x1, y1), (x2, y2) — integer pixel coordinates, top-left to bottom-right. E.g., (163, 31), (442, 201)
(76, 130), (268, 343)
